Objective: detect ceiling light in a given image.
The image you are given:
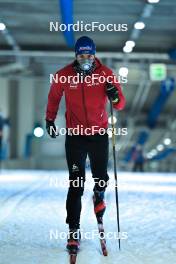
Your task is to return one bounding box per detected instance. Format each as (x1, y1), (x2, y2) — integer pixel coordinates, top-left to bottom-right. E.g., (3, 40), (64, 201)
(0, 23), (6, 31)
(151, 149), (157, 156)
(108, 116), (117, 125)
(146, 153), (153, 159)
(123, 45), (133, 53)
(157, 144), (164, 151)
(125, 40), (136, 48)
(164, 138), (171, 145)
(119, 67), (129, 77)
(33, 127), (44, 138)
(134, 22), (145, 30)
(148, 0), (160, 3)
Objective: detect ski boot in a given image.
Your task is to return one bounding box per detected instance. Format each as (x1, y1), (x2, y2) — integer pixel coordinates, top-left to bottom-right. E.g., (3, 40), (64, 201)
(93, 189), (106, 219)
(67, 228), (81, 263)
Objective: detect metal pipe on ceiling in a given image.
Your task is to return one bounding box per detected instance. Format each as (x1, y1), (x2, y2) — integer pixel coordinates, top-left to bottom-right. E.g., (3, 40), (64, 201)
(0, 50), (170, 60)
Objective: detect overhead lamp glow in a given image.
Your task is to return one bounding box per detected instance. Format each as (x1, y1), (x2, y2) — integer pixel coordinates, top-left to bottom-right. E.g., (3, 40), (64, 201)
(148, 0), (160, 3)
(0, 23), (6, 31)
(134, 21), (145, 30)
(123, 45), (133, 53)
(146, 153), (153, 159)
(34, 127), (44, 138)
(164, 138), (171, 145)
(125, 40), (136, 48)
(119, 67), (129, 77)
(108, 116), (117, 125)
(151, 149), (157, 156)
(157, 144), (164, 151)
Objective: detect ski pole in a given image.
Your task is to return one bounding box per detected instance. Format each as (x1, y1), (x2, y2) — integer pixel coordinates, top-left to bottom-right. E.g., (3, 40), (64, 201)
(109, 98), (121, 250)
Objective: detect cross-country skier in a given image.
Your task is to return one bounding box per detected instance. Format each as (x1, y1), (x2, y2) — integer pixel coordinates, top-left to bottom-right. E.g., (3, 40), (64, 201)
(0, 109), (9, 168)
(45, 36), (126, 259)
(132, 144), (145, 172)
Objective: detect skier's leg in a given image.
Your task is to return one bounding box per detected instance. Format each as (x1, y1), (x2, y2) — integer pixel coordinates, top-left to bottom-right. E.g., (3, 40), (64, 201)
(140, 162), (144, 172)
(133, 162), (138, 172)
(88, 133), (109, 191)
(88, 133), (109, 218)
(65, 134), (87, 229)
(136, 163), (140, 172)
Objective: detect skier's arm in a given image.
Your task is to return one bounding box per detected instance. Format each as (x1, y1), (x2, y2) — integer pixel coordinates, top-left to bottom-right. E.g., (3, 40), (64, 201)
(106, 72), (126, 110)
(46, 73), (64, 121)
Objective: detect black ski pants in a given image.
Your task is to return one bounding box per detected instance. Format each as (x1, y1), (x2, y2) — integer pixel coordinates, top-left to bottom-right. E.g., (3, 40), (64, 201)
(65, 133), (109, 229)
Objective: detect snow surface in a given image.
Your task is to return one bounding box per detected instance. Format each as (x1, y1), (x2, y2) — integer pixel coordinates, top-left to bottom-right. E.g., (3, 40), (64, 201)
(0, 170), (176, 264)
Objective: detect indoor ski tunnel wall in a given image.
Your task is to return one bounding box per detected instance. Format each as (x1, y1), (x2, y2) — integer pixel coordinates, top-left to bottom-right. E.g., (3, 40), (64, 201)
(169, 49), (176, 61)
(124, 77), (175, 162)
(147, 78), (175, 128)
(151, 147), (176, 161)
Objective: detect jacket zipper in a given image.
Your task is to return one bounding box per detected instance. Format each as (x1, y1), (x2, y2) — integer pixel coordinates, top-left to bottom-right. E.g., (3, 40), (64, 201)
(81, 84), (89, 127)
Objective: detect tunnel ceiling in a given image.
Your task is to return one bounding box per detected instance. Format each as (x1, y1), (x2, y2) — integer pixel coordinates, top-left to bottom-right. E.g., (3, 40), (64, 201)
(0, 0), (176, 52)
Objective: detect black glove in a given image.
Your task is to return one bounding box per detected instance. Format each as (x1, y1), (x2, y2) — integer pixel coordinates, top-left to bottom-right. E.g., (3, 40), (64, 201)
(46, 120), (58, 138)
(106, 83), (119, 103)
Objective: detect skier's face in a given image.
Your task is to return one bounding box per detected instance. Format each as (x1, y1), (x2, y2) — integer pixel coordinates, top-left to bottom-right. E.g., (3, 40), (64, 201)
(77, 54), (95, 71)
(77, 54), (95, 60)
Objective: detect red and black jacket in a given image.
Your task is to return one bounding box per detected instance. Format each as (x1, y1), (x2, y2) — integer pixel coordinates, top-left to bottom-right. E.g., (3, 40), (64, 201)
(46, 58), (126, 132)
